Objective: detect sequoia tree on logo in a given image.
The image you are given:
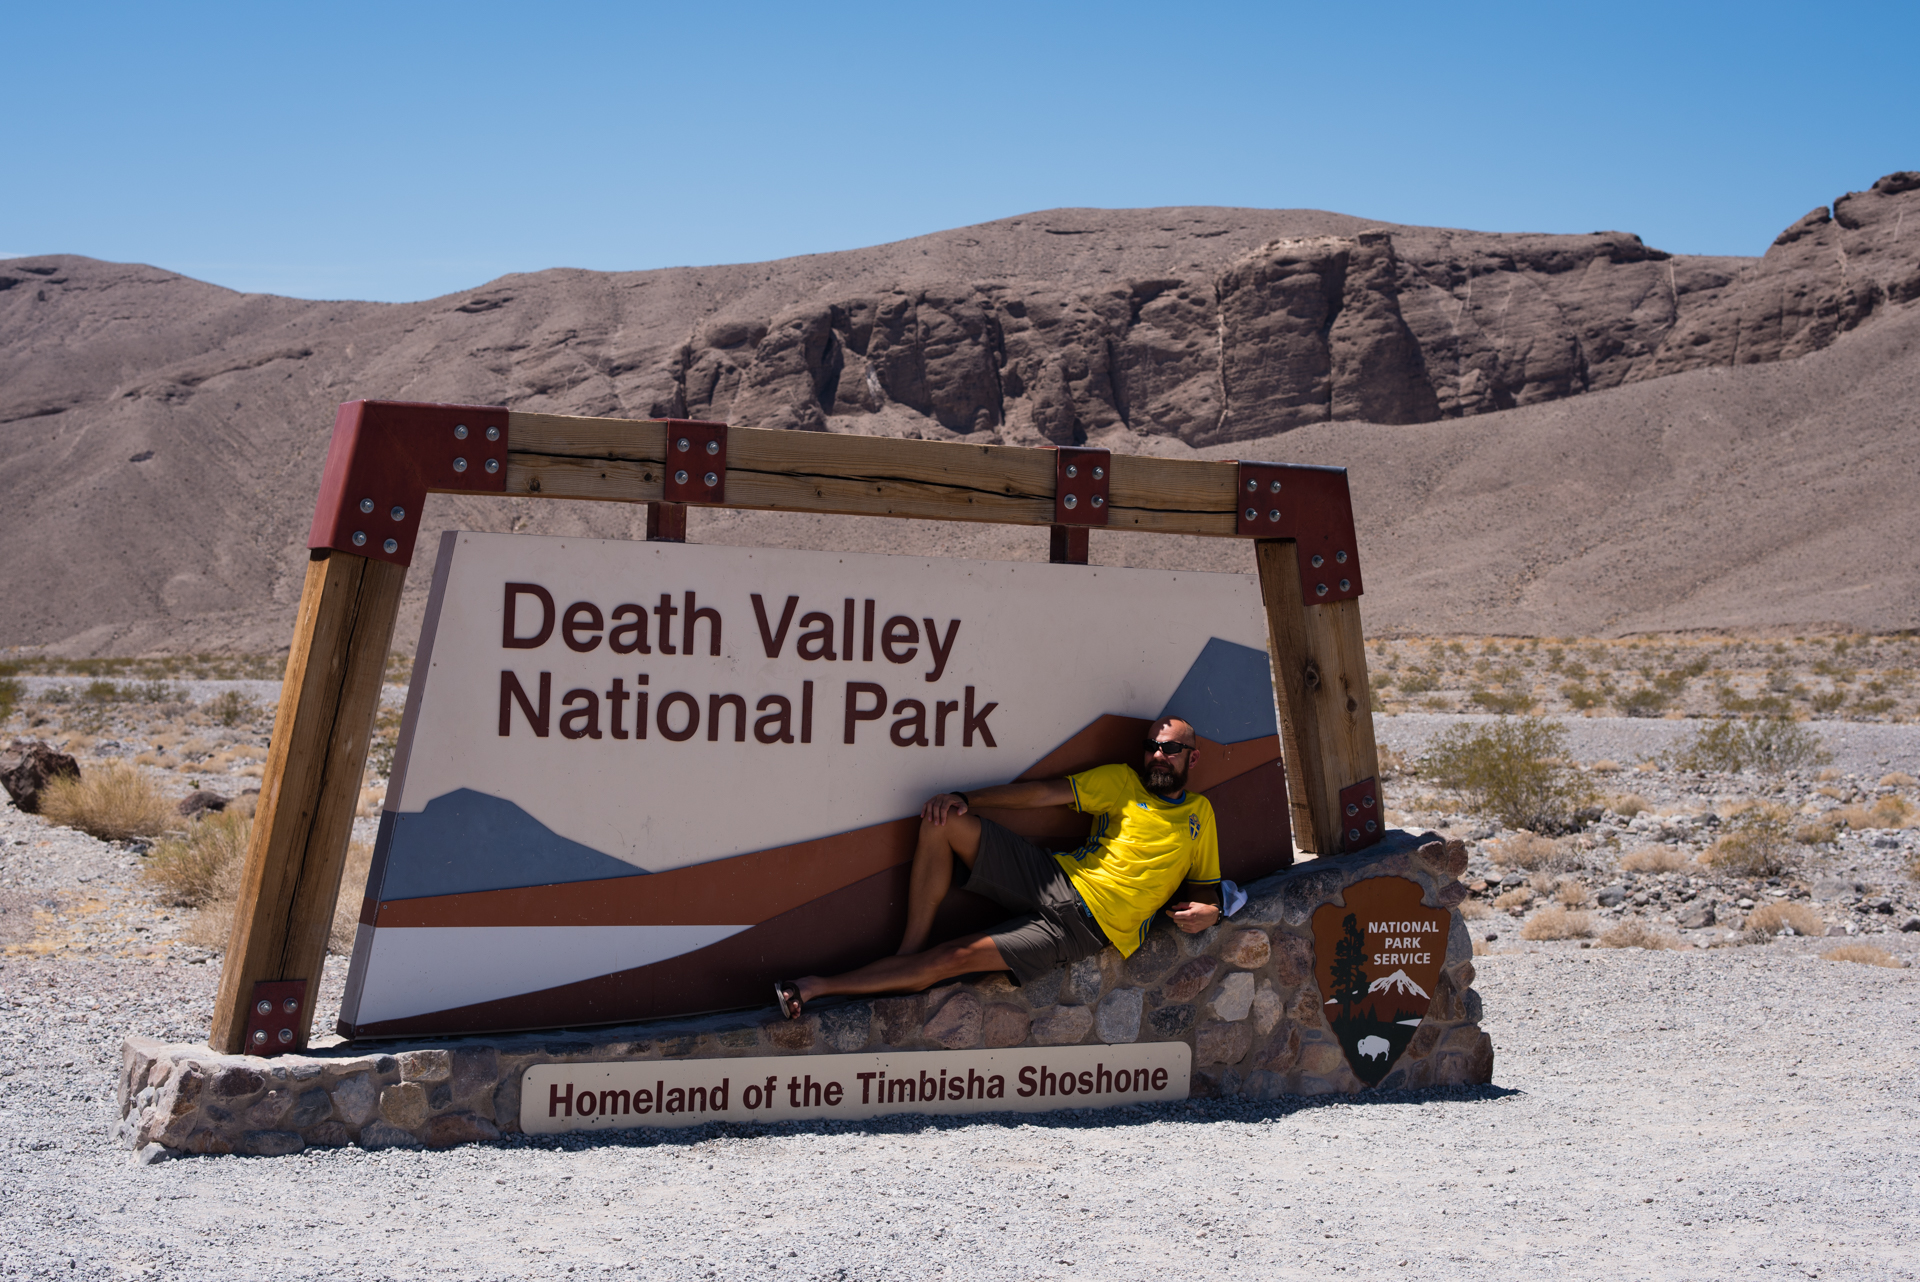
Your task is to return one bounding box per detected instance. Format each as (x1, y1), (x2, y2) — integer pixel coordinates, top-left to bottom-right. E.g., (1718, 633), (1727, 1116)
(1311, 877), (1451, 1087)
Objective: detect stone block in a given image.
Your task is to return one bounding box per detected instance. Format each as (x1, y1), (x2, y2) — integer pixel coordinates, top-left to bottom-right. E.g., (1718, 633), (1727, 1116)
(1209, 972), (1255, 1022)
(304, 1121), (351, 1148)
(1177, 921), (1221, 956)
(429, 1082), (453, 1111)
(1464, 988), (1483, 1023)
(1257, 1023), (1301, 1071)
(210, 1066), (265, 1100)
(379, 1082), (430, 1130)
(982, 1004), (1032, 1048)
(1435, 882), (1468, 908)
(284, 1088), (332, 1130)
(1282, 868), (1349, 926)
(764, 1015), (818, 1051)
(399, 1049), (452, 1083)
(1407, 1020), (1442, 1058)
(1290, 985), (1324, 1024)
(1221, 929), (1271, 970)
(244, 1087), (293, 1128)
(1428, 971), (1464, 1022)
(1238, 1070), (1286, 1100)
(1411, 837), (1468, 880)
(1194, 1021), (1253, 1067)
(819, 1004), (873, 1052)
(134, 1142), (172, 1166)
(422, 1111), (501, 1148)
(183, 1128), (233, 1155)
(331, 1073), (377, 1127)
(719, 1027), (759, 1049)
(1251, 984), (1282, 1035)
(1379, 1054), (1434, 1092)
(1029, 1005), (1093, 1046)
(358, 1121), (424, 1149)
(1122, 929), (1179, 984)
(1297, 1036), (1345, 1075)
(656, 1035), (698, 1058)
(1065, 954), (1106, 1004)
(1019, 968), (1065, 1007)
(449, 1048), (500, 1104)
(1157, 955), (1219, 1003)
(1095, 988), (1143, 1044)
(493, 1076), (523, 1132)
(922, 991), (982, 1049)
(1146, 1004), (1193, 1038)
(873, 994), (927, 1045)
(1271, 932), (1314, 988)
(243, 1130), (305, 1157)
(146, 1059), (174, 1091)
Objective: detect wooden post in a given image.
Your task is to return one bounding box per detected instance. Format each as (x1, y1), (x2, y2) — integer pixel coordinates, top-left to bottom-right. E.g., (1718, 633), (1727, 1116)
(1254, 539), (1381, 855)
(209, 550), (406, 1053)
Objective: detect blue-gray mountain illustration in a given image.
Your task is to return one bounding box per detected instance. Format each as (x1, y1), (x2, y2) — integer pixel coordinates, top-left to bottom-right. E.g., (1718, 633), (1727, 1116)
(378, 788), (648, 901)
(1159, 637), (1278, 745)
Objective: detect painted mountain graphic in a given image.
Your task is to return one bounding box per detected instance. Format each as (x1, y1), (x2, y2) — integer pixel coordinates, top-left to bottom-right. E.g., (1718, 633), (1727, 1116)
(1368, 969), (1428, 999)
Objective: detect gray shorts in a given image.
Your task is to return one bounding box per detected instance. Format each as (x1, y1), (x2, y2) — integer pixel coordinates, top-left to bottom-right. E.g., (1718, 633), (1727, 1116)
(960, 819), (1110, 984)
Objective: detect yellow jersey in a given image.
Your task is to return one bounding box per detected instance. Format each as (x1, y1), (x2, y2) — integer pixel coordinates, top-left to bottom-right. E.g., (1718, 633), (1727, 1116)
(1058, 763), (1221, 956)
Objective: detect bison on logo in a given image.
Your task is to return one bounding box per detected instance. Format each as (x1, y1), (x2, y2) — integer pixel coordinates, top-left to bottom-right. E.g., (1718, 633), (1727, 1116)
(1310, 876), (1451, 1085)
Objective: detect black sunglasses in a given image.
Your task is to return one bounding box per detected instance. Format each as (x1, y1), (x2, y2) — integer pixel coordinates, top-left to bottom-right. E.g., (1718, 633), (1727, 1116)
(1143, 739), (1193, 757)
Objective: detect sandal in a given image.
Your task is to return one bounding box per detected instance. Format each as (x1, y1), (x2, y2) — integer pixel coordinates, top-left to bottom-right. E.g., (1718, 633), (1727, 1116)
(773, 980), (805, 1020)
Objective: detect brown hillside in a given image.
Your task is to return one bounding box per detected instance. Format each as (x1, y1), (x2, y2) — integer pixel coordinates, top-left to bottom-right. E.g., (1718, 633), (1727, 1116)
(2, 173), (1917, 654)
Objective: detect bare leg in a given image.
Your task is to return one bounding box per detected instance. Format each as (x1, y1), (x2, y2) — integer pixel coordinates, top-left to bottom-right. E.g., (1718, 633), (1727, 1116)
(896, 812), (982, 956)
(795, 934), (1007, 1005)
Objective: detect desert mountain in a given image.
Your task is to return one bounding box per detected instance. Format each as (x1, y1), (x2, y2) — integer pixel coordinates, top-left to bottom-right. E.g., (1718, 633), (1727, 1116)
(3, 173), (1917, 654)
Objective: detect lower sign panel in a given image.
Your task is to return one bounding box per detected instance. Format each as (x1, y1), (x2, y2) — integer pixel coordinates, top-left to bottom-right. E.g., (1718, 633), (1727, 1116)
(521, 1043), (1191, 1133)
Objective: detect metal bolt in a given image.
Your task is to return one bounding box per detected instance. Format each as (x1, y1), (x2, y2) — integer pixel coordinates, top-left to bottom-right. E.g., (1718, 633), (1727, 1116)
(252, 1029), (268, 1045)
(453, 457), (467, 472)
(389, 506), (405, 521)
(1348, 828), (1361, 843)
(1347, 802), (1359, 816)
(358, 498), (374, 514)
(1311, 554), (1324, 568)
(677, 437), (691, 453)
(282, 997), (299, 1013)
(1316, 583), (1328, 596)
(1269, 480), (1282, 493)
(1335, 550), (1348, 563)
(705, 440), (719, 455)
(674, 469), (689, 485)
(255, 999), (273, 1015)
(1091, 495), (1103, 508)
(1362, 795), (1375, 808)
(485, 458), (499, 474)
(1339, 578), (1351, 592)
(1365, 819), (1377, 833)
(1092, 466), (1104, 480)
(1268, 509), (1281, 522)
(1063, 494), (1078, 510)
(703, 471), (718, 487)
(1066, 464), (1079, 479)
(485, 426), (500, 441)
(454, 425), (468, 440)
(1244, 507), (1258, 521)
(278, 1028), (294, 1044)
(352, 531), (367, 547)
(1245, 479), (1258, 493)
(383, 538), (398, 554)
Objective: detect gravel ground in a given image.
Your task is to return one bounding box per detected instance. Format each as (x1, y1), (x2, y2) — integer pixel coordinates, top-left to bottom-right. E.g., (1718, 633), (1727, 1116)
(3, 718), (1919, 1280)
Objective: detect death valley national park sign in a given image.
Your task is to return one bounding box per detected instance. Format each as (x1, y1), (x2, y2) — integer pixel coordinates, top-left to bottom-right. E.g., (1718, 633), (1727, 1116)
(1311, 877), (1451, 1085)
(339, 532), (1293, 1038)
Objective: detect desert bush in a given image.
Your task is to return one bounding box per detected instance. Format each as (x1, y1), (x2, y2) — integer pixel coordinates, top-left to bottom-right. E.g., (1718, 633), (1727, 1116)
(1617, 847), (1693, 874)
(328, 838), (375, 954)
(1701, 810), (1796, 878)
(1618, 687), (1671, 718)
(0, 676), (21, 722)
(1555, 881), (1594, 908)
(1745, 901), (1826, 937)
(1421, 718), (1584, 832)
(1470, 689), (1533, 715)
(1602, 792), (1649, 817)
(1881, 771), (1918, 788)
(1488, 831), (1562, 871)
(1670, 717), (1832, 775)
(39, 763), (176, 842)
(1375, 746), (1410, 782)
(1493, 888), (1534, 913)
(1459, 899), (1492, 920)
(1589, 759), (1624, 774)
(1822, 944), (1904, 969)
(1526, 870), (1558, 895)
(204, 689), (261, 727)
(1521, 907), (1594, 940)
(1598, 920), (1682, 950)
(1792, 820), (1840, 845)
(1829, 797), (1915, 830)
(145, 809), (252, 907)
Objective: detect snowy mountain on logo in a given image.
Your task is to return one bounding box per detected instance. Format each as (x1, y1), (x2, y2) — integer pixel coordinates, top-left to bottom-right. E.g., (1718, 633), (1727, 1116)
(1368, 969), (1429, 1000)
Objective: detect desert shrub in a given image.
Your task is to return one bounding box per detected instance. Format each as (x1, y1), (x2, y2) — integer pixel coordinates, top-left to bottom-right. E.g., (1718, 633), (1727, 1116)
(1527, 870), (1558, 895)
(1618, 687), (1671, 718)
(1881, 771), (1918, 788)
(1488, 831), (1562, 871)
(1470, 689), (1533, 715)
(1562, 683), (1603, 710)
(204, 689), (261, 727)
(0, 676), (20, 722)
(1670, 717), (1832, 774)
(1589, 759), (1623, 774)
(1602, 792), (1649, 817)
(1822, 944), (1904, 969)
(366, 705), (404, 777)
(1555, 881), (1594, 908)
(39, 763), (176, 842)
(145, 809), (252, 907)
(1598, 920), (1681, 950)
(1375, 746), (1410, 782)
(1422, 719), (1583, 832)
(1830, 797), (1915, 830)
(1745, 901), (1826, 937)
(1459, 899), (1492, 920)
(1493, 888), (1534, 912)
(1617, 846), (1692, 874)
(1793, 820), (1840, 845)
(1701, 810), (1796, 878)
(1521, 907), (1594, 940)
(328, 838), (375, 954)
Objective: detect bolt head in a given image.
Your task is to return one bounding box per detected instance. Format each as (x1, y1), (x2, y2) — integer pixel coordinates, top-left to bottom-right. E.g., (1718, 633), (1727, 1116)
(282, 997), (299, 1013)
(1335, 549), (1348, 563)
(1311, 554), (1324, 567)
(1362, 795), (1375, 808)
(1365, 819), (1378, 833)
(1316, 583), (1328, 596)
(383, 538), (398, 554)
(277, 1028), (294, 1044)
(252, 1029), (268, 1045)
(485, 425), (500, 441)
(1092, 466), (1104, 480)
(358, 498), (374, 514)
(703, 471), (718, 487)
(452, 457), (467, 473)
(1244, 507), (1257, 522)
(389, 505), (405, 522)
(1348, 828), (1361, 843)
(255, 999), (272, 1015)
(677, 437), (690, 452)
(1063, 493), (1078, 510)
(1245, 479), (1257, 493)
(485, 458), (499, 474)
(1269, 480), (1282, 493)
(1091, 495), (1103, 508)
(1340, 578), (1351, 592)
(674, 469), (689, 485)
(351, 531), (367, 547)
(1066, 464), (1078, 479)
(454, 424), (468, 440)
(1347, 802), (1359, 816)
(1268, 509), (1280, 523)
(705, 440), (719, 455)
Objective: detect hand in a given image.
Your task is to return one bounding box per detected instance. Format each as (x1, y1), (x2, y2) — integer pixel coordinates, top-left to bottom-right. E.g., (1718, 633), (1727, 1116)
(921, 792), (969, 825)
(1165, 901), (1220, 934)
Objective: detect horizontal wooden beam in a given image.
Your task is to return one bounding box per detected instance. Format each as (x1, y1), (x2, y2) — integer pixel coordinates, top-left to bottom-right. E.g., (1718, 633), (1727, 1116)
(502, 411), (1240, 537)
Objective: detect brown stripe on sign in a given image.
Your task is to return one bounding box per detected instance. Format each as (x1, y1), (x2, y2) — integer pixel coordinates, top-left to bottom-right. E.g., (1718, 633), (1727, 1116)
(343, 863), (1010, 1039)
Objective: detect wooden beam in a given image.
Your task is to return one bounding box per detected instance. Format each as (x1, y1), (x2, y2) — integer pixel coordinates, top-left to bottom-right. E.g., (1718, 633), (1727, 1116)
(503, 411), (1241, 537)
(1254, 539), (1381, 855)
(210, 551), (405, 1053)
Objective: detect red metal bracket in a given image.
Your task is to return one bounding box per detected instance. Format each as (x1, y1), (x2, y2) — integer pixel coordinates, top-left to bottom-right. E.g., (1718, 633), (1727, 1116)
(243, 979), (309, 1057)
(308, 400), (509, 567)
(660, 420), (728, 504)
(1052, 446), (1110, 526)
(1049, 525), (1090, 564)
(1338, 776), (1382, 854)
(1233, 460), (1362, 605)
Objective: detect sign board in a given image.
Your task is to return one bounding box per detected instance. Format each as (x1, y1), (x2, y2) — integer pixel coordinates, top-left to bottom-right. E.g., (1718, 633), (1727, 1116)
(339, 531), (1290, 1038)
(521, 1042), (1191, 1133)
(1312, 876), (1450, 1085)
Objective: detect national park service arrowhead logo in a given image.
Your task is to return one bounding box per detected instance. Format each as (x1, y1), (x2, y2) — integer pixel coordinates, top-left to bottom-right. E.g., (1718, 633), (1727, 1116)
(1311, 876), (1451, 1086)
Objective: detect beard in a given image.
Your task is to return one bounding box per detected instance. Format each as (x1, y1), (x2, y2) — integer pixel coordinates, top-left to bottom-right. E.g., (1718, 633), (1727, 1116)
(1141, 757), (1189, 794)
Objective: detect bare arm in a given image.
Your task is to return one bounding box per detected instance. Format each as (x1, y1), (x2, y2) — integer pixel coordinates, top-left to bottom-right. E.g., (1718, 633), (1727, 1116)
(1164, 880), (1222, 934)
(921, 778), (1074, 824)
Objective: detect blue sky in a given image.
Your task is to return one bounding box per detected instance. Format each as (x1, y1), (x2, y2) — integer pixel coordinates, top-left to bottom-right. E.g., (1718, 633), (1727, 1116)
(4, 0), (1914, 302)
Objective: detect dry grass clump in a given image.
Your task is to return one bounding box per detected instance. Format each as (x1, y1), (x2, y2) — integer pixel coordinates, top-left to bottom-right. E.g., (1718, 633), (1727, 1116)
(1555, 881), (1594, 908)
(1488, 832), (1563, 871)
(1598, 920), (1682, 950)
(1702, 811), (1796, 878)
(1617, 846), (1694, 874)
(1880, 772), (1917, 788)
(1493, 888), (1534, 913)
(1829, 796), (1915, 831)
(1602, 792), (1649, 817)
(39, 763), (176, 842)
(1793, 819), (1840, 845)
(145, 808), (251, 907)
(1745, 901), (1826, 937)
(1588, 760), (1624, 775)
(1459, 899), (1493, 920)
(328, 839), (375, 954)
(173, 824), (372, 955)
(1822, 944), (1905, 968)
(1521, 907), (1595, 940)
(1670, 717), (1831, 774)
